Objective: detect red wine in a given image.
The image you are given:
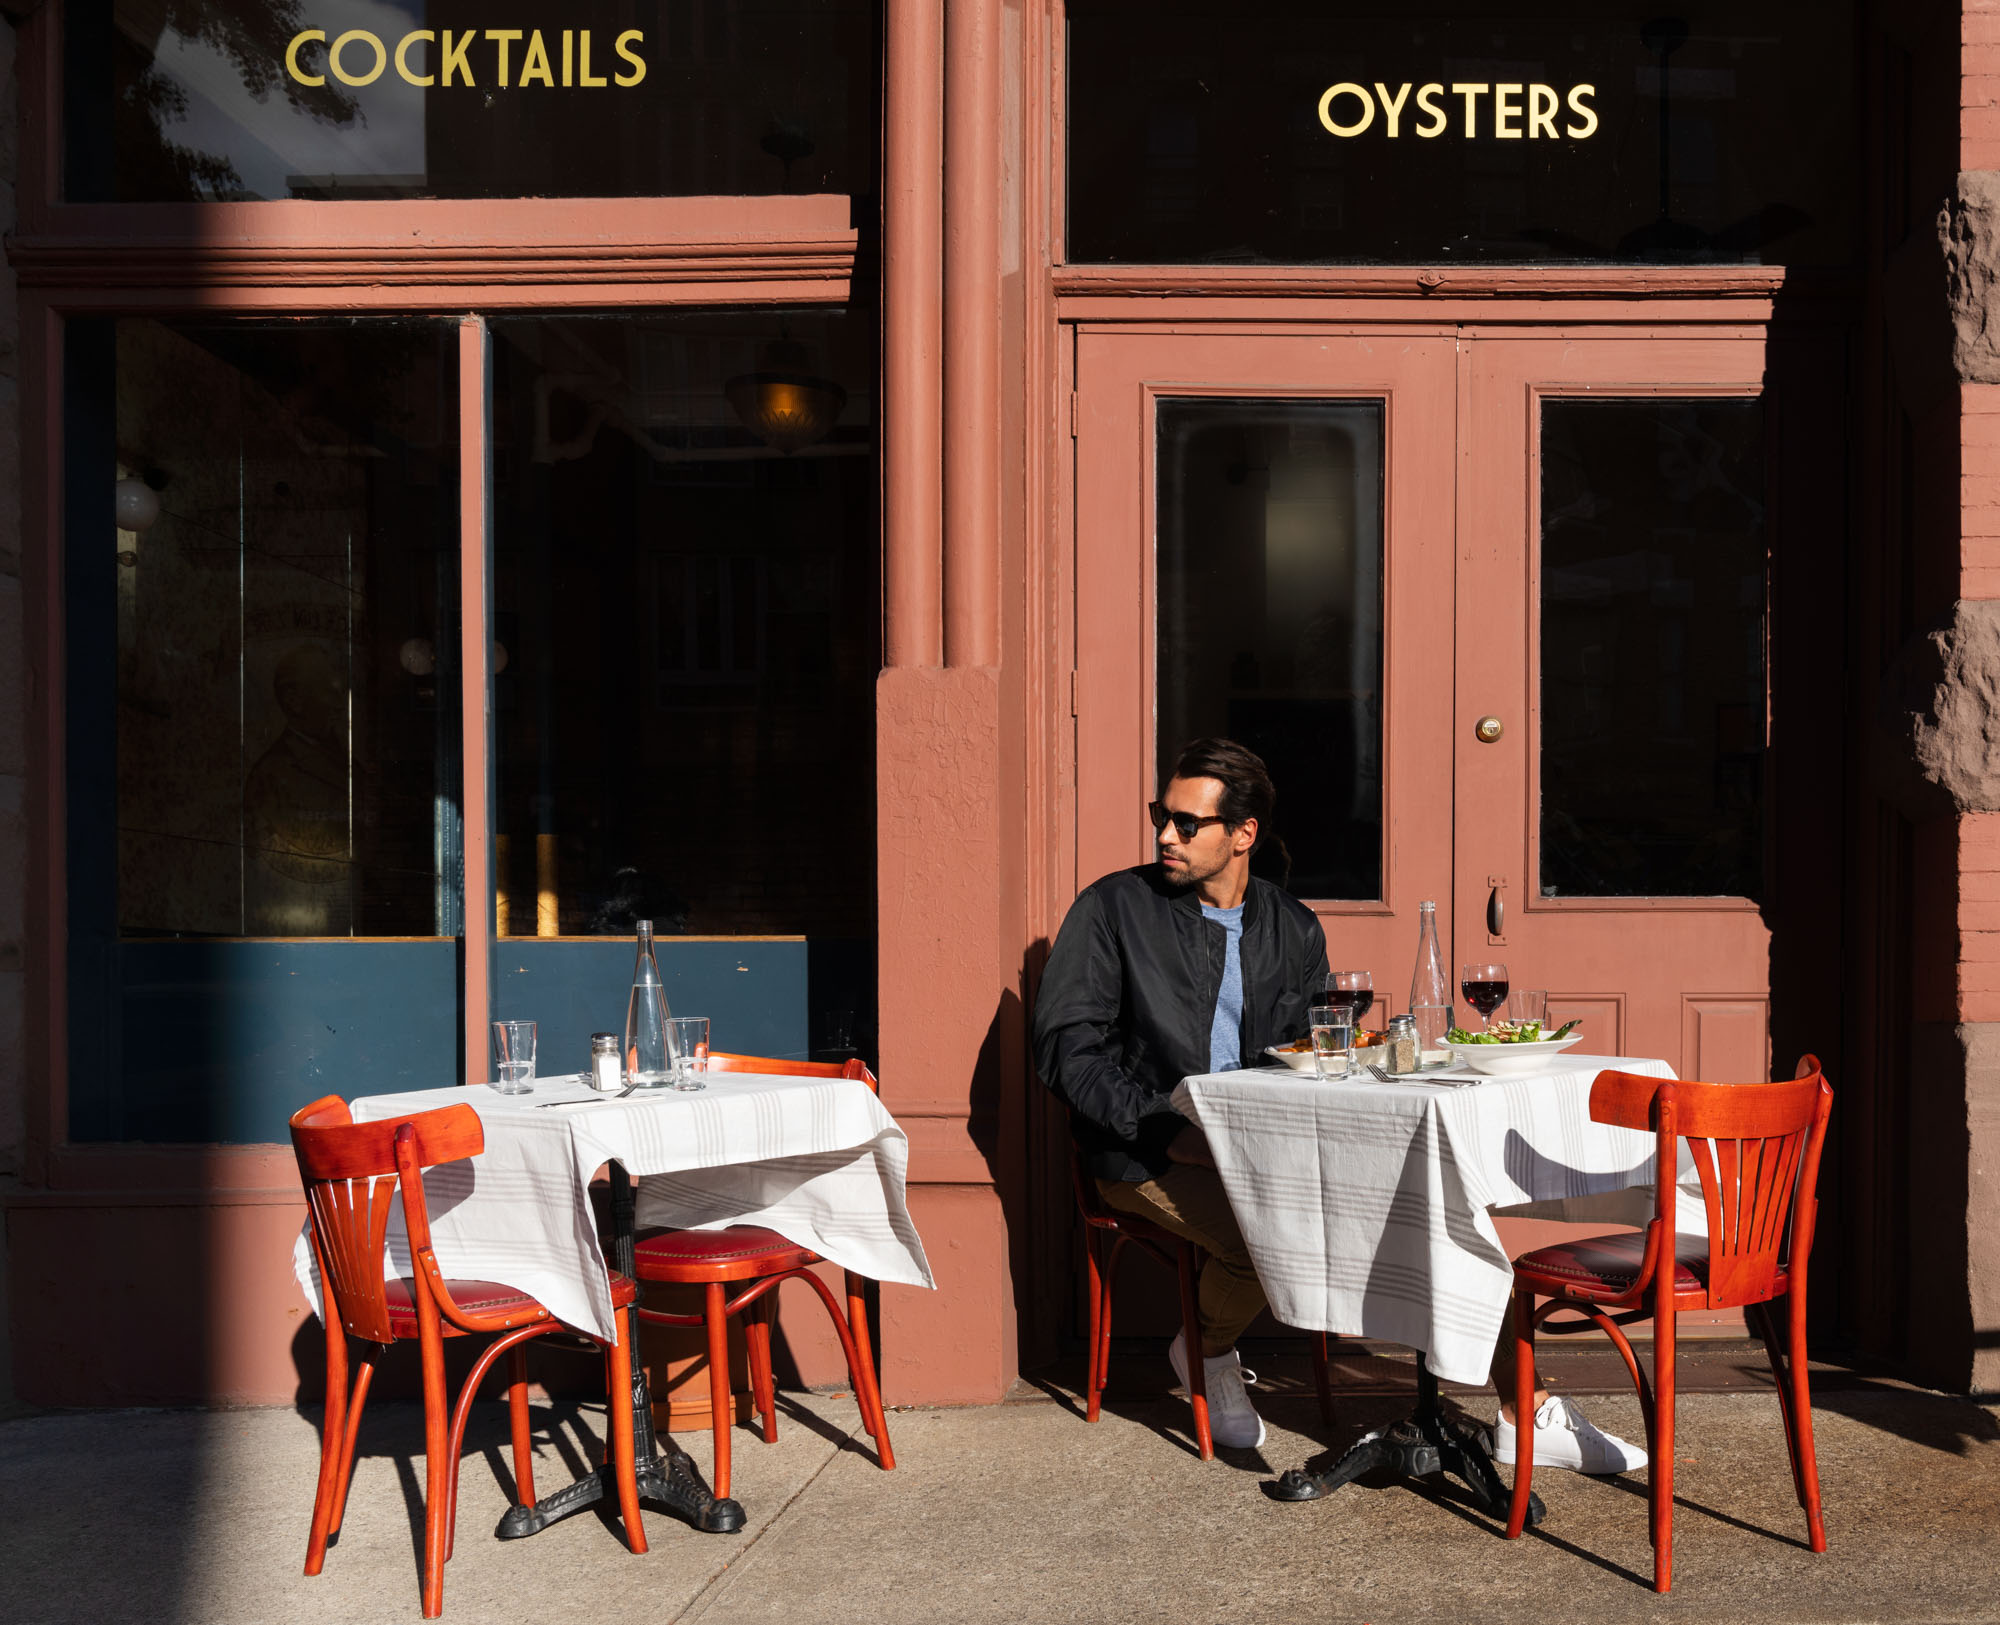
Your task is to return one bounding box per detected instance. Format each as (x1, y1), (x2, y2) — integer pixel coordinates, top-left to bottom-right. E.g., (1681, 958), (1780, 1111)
(1322, 991), (1359, 1016)
(1461, 978), (1508, 1017)
(1349, 990), (1375, 1024)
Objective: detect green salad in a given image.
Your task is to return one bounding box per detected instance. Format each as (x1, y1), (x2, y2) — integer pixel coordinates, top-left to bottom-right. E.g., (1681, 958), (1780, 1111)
(1446, 1019), (1580, 1045)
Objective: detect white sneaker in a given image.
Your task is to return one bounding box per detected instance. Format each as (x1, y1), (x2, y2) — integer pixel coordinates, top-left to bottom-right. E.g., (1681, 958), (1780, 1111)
(1167, 1330), (1267, 1450)
(1493, 1395), (1647, 1475)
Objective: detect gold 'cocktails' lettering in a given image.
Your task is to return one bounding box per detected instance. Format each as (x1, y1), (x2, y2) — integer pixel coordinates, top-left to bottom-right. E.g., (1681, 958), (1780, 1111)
(284, 27), (650, 89)
(1319, 80), (1598, 139)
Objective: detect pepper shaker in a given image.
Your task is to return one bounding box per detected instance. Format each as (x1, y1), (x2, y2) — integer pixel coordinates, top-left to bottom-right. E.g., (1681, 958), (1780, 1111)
(1385, 1014), (1420, 1075)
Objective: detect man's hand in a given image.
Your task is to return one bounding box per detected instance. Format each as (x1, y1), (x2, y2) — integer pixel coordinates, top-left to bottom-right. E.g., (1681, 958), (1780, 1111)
(1167, 1121), (1216, 1169)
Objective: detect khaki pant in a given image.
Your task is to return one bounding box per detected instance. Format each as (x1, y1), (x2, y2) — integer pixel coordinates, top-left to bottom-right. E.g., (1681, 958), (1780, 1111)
(1097, 1165), (1268, 1358)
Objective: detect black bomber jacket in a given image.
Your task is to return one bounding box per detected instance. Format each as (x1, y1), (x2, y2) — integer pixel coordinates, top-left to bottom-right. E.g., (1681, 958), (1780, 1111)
(1031, 864), (1329, 1182)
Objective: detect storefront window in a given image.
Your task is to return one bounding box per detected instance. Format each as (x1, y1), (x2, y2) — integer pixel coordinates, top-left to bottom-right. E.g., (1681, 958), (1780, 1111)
(1539, 396), (1765, 899)
(1066, 0), (1857, 265)
(486, 309), (877, 1063)
(1155, 398), (1385, 901)
(66, 0), (878, 202)
(66, 317), (463, 1141)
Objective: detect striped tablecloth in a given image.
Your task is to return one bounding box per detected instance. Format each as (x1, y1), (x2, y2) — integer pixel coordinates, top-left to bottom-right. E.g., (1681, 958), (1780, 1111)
(291, 1073), (934, 1344)
(1171, 1055), (1678, 1386)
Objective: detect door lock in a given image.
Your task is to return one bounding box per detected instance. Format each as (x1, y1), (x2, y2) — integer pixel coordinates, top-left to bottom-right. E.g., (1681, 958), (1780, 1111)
(1475, 715), (1504, 744)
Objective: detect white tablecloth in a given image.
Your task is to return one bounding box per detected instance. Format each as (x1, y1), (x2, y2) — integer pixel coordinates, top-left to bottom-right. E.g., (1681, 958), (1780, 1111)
(1171, 1054), (1678, 1386)
(291, 1074), (934, 1344)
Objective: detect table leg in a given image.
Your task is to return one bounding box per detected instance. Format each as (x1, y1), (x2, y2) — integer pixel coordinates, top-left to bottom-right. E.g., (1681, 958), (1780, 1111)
(497, 1164), (747, 1539)
(1267, 1354), (1545, 1528)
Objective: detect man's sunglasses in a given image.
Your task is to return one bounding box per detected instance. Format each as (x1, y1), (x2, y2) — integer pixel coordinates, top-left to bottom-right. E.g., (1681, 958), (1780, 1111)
(1148, 801), (1230, 842)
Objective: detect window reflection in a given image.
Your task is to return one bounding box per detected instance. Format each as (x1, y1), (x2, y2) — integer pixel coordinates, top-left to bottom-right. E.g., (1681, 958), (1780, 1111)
(1539, 397), (1765, 899)
(67, 318), (464, 1143)
(1156, 398), (1384, 900)
(69, 0), (878, 202)
(487, 310), (877, 1048)
(109, 319), (462, 937)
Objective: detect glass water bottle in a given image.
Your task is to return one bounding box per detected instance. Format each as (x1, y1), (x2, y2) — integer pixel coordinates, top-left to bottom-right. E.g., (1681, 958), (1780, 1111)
(623, 919), (679, 1087)
(1409, 899), (1452, 1057)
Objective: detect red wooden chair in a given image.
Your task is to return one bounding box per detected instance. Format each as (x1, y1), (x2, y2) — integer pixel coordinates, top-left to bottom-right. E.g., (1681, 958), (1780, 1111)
(629, 1052), (895, 1500)
(1502, 1056), (1833, 1592)
(290, 1096), (647, 1619)
(1070, 1133), (1334, 1461)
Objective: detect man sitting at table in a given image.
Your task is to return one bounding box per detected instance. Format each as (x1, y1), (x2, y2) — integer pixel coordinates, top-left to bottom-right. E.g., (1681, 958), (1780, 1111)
(1032, 737), (1647, 1474)
(1032, 738), (1322, 1448)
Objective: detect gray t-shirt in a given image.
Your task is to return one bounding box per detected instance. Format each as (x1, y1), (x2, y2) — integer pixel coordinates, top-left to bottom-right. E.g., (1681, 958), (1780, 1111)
(1201, 901), (1246, 1074)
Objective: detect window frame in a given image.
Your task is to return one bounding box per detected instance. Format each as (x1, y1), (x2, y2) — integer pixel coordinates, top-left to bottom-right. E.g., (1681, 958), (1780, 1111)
(13, 0), (866, 1193)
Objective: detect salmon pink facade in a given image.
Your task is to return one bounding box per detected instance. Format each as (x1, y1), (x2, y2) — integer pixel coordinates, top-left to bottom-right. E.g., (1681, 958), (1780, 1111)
(2, 0), (1999, 1409)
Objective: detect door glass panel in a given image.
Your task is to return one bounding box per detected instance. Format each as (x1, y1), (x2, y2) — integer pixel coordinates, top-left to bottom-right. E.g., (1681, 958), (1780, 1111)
(67, 0), (878, 202)
(1156, 398), (1383, 900)
(66, 318), (462, 1143)
(487, 309), (876, 1067)
(1539, 397), (1764, 900)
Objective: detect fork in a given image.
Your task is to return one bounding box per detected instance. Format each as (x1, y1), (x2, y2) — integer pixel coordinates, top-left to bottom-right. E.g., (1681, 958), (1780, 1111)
(533, 1081), (639, 1107)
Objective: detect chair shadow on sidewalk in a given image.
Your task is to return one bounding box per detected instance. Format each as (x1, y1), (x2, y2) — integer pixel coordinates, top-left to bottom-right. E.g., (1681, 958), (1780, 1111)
(1016, 1369), (1277, 1470)
(312, 1394), (635, 1572)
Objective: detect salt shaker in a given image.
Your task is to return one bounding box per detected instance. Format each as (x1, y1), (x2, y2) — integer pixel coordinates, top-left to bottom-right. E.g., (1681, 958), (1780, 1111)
(1384, 1014), (1420, 1075)
(589, 1032), (622, 1092)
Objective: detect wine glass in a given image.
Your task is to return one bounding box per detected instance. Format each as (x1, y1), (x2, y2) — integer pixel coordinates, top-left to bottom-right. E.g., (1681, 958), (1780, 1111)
(1331, 971), (1374, 1029)
(1460, 963), (1509, 1029)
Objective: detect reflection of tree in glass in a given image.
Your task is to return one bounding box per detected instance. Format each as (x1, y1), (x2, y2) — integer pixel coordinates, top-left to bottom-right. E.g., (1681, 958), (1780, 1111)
(114, 0), (358, 200)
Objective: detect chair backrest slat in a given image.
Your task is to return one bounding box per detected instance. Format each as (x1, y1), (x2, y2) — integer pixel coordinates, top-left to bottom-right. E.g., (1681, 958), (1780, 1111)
(289, 1094), (485, 1344)
(1590, 1062), (1832, 1310)
(704, 1050), (881, 1094)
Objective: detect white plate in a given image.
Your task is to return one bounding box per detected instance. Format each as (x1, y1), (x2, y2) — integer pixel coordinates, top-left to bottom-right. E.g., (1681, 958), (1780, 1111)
(1440, 1034), (1585, 1076)
(1263, 1042), (1385, 1074)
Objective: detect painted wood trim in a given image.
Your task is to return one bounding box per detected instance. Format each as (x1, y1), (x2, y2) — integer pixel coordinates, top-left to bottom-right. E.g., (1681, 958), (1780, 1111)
(1052, 263), (1830, 298)
(943, 0), (1002, 668)
(459, 319), (492, 1089)
(22, 295), (62, 1189)
(11, 197), (858, 290)
(882, 0), (945, 667)
(35, 1144), (302, 1196)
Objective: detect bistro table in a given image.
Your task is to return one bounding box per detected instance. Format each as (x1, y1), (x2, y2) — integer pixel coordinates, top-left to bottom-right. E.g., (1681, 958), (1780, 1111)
(292, 1071), (934, 1537)
(1171, 1053), (1680, 1522)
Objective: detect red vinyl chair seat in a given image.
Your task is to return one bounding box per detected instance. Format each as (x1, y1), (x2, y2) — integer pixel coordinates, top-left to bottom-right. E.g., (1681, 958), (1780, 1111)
(1512, 1233), (1780, 1302)
(1064, 1123), (1334, 1461)
(381, 1272), (635, 1336)
(633, 1227), (819, 1278)
(1501, 1060), (1833, 1594)
(627, 1052), (896, 1501)
(290, 1095), (647, 1617)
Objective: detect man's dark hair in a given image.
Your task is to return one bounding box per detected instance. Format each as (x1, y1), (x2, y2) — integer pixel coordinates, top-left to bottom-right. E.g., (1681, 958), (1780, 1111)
(1166, 738), (1276, 849)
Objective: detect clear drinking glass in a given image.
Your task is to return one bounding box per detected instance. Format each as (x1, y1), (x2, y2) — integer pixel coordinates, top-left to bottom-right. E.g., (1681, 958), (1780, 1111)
(1309, 1003), (1353, 1080)
(492, 1020), (537, 1094)
(670, 1017), (709, 1091)
(1507, 989), (1549, 1028)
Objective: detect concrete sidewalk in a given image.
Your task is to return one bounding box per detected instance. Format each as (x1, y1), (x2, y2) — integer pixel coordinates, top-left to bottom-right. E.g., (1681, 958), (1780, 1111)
(2, 1351), (1996, 1625)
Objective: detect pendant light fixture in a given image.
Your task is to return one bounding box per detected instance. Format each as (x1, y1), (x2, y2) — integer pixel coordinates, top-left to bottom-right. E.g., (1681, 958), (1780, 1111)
(726, 337), (847, 454)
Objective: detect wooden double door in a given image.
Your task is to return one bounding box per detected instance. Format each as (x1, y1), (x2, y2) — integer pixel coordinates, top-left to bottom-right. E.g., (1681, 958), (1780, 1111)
(1072, 323), (1843, 1079)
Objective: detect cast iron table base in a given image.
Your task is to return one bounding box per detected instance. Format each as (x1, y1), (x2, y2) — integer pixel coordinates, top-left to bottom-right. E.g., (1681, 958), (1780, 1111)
(497, 1164), (747, 1540)
(1267, 1354), (1545, 1528)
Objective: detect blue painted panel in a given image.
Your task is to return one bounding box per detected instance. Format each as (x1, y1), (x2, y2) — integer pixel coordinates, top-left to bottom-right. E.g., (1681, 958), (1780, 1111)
(102, 940), (461, 1145)
(491, 938), (810, 1080)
